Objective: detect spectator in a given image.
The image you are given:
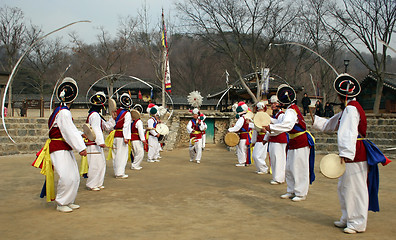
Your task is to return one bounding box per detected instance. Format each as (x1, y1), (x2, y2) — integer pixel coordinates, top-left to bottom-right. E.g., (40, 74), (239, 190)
(315, 100), (324, 117)
(324, 102), (334, 117)
(301, 93), (311, 116)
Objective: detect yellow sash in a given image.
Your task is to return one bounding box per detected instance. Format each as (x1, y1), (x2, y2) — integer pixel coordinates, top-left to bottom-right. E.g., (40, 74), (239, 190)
(80, 155), (88, 176)
(128, 141), (133, 162)
(33, 138), (63, 202)
(289, 130), (316, 143)
(105, 129), (122, 160)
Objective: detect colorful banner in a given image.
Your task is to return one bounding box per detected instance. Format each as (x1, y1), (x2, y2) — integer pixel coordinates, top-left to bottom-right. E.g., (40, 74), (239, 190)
(162, 11), (171, 93)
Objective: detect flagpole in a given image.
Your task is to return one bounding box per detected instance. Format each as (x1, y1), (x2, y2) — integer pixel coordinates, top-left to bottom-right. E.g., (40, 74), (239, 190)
(161, 10), (166, 107)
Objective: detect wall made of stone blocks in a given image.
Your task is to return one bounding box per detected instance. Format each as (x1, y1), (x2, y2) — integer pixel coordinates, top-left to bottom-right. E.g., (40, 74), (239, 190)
(173, 112), (234, 148)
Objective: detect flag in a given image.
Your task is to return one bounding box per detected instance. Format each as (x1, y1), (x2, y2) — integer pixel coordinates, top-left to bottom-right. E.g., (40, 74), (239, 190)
(162, 10), (171, 93)
(225, 70), (229, 85)
(138, 90), (142, 100)
(261, 68), (270, 94)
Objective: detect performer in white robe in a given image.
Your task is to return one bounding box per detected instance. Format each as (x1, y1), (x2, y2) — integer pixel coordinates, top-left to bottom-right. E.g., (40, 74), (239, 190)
(187, 108), (207, 163)
(252, 101), (269, 174)
(266, 95), (288, 184)
(111, 93), (132, 179)
(313, 74), (369, 234)
(228, 103), (251, 167)
(130, 115), (146, 170)
(264, 85), (315, 202)
(147, 105), (161, 162)
(85, 92), (115, 190)
(48, 77), (87, 213)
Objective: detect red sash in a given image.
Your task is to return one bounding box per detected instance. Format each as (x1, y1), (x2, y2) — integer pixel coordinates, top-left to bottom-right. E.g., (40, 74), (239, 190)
(288, 104), (309, 149)
(238, 117), (250, 140)
(269, 111), (288, 143)
(190, 119), (202, 139)
(131, 119), (141, 141)
(114, 109), (128, 138)
(48, 107), (72, 153)
(345, 101), (367, 162)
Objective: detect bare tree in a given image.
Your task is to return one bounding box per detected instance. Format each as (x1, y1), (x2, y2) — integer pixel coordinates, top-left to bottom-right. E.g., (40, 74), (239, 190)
(70, 25), (134, 97)
(0, 5), (26, 113)
(0, 6), (26, 71)
(177, 0), (298, 103)
(135, 4), (169, 106)
(299, 0), (344, 103)
(23, 24), (67, 99)
(327, 0), (396, 114)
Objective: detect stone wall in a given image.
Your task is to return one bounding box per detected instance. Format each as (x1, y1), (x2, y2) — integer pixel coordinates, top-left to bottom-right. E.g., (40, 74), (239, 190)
(172, 112), (234, 149)
(1, 112), (395, 159)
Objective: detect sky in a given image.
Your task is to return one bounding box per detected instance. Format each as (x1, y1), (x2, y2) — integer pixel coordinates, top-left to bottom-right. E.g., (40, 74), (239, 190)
(2, 0), (395, 56)
(2, 0), (175, 43)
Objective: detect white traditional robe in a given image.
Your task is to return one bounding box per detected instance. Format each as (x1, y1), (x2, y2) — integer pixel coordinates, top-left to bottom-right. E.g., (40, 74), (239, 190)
(147, 117), (160, 161)
(252, 129), (269, 173)
(50, 108), (86, 206)
(313, 99), (368, 232)
(187, 119), (207, 161)
(228, 117), (248, 165)
(131, 119), (146, 168)
(86, 112), (115, 189)
(266, 111), (287, 183)
(112, 111), (131, 176)
(269, 106), (310, 197)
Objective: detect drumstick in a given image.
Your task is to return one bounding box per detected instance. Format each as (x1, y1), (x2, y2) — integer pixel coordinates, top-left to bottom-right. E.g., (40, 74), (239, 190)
(87, 152), (101, 154)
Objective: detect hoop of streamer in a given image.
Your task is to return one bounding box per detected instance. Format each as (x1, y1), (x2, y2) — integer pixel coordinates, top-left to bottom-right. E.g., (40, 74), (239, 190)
(269, 42), (339, 76)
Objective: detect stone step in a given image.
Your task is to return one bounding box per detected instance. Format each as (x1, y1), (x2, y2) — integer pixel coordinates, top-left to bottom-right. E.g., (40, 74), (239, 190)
(305, 118), (395, 125)
(0, 142), (44, 156)
(0, 129), (48, 137)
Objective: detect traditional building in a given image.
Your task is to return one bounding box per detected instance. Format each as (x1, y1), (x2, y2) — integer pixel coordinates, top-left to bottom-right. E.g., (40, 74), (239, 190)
(358, 74), (396, 113)
(207, 71), (303, 111)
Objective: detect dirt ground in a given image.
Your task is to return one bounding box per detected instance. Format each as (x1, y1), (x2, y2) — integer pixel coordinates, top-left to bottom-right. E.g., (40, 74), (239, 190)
(0, 145), (395, 240)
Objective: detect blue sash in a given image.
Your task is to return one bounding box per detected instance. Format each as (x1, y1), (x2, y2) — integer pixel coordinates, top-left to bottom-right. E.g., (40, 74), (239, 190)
(48, 106), (69, 128)
(362, 139), (388, 212)
(293, 125), (315, 184)
(116, 109), (127, 123)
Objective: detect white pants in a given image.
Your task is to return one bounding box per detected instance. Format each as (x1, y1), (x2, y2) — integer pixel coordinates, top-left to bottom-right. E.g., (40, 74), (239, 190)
(131, 140), (144, 168)
(202, 134), (206, 149)
(112, 137), (128, 176)
(189, 138), (203, 161)
(86, 145), (106, 189)
(148, 135), (160, 161)
(285, 147), (310, 197)
(338, 161), (368, 232)
(252, 142), (268, 173)
(51, 150), (80, 206)
(269, 142), (287, 183)
(236, 139), (247, 164)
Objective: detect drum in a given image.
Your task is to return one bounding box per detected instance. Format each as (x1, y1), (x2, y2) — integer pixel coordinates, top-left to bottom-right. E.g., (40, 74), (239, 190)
(156, 123), (169, 136)
(82, 123), (96, 141)
(224, 132), (240, 147)
(253, 112), (271, 129)
(320, 154), (346, 179)
(131, 109), (141, 120)
(108, 98), (117, 113)
(245, 111), (254, 121)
